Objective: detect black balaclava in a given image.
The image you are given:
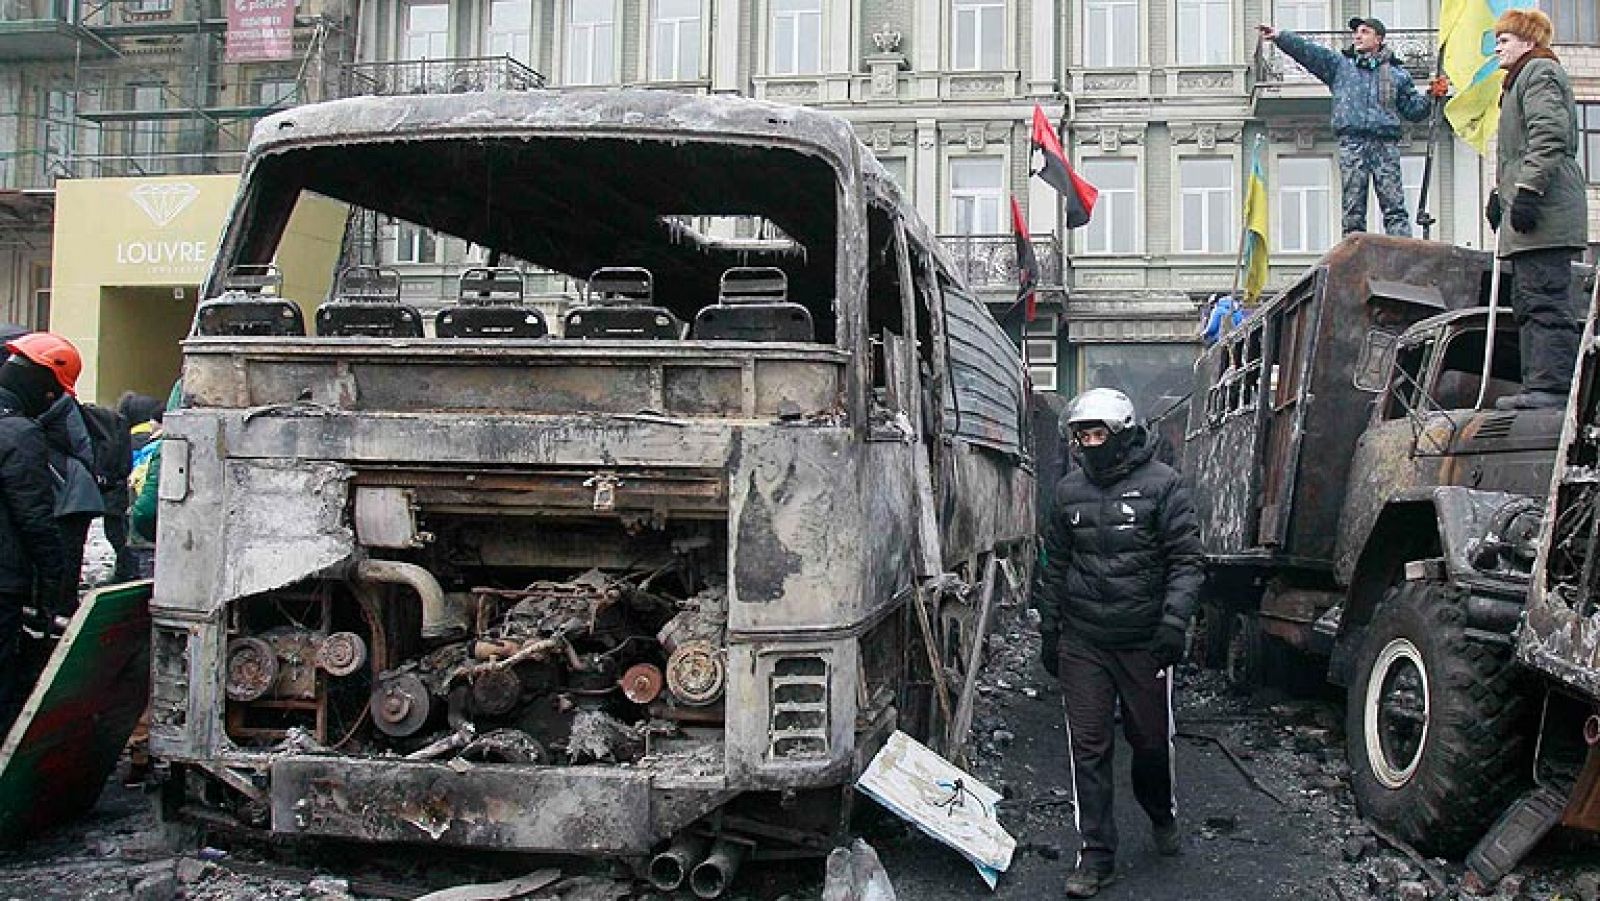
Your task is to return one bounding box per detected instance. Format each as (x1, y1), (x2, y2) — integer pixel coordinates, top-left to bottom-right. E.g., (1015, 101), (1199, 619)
(1079, 426), (1131, 475)
(0, 356), (62, 418)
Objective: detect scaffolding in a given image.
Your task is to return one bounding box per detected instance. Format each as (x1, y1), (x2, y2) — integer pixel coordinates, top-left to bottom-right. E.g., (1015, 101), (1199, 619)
(0, 0), (357, 189)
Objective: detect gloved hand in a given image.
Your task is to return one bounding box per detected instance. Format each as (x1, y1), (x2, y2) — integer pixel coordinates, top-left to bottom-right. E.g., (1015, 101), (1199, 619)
(1485, 189), (1503, 230)
(1427, 75), (1450, 98)
(1510, 187), (1541, 233)
(1149, 624), (1187, 669)
(1039, 628), (1061, 678)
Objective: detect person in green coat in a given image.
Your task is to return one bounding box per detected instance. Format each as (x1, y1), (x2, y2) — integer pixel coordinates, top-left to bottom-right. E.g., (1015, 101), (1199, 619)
(1484, 8), (1590, 410)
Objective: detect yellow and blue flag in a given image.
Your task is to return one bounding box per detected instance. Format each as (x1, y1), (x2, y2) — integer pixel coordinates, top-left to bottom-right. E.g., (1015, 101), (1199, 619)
(1440, 0), (1538, 154)
(1241, 137), (1269, 303)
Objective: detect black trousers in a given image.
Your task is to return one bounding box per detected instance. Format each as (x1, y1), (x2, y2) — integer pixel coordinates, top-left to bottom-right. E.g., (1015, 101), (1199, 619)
(1057, 632), (1176, 871)
(0, 591), (23, 735)
(55, 513), (94, 617)
(1510, 248), (1582, 396)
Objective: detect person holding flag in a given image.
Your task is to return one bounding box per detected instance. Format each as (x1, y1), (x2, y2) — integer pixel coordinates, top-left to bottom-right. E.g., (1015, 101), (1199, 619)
(1257, 18), (1449, 237)
(1483, 8), (1588, 410)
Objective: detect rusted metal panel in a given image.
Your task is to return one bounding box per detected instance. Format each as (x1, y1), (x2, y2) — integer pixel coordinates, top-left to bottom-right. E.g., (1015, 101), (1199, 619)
(270, 757), (726, 852)
(942, 285), (1025, 456)
(1521, 269), (1600, 701)
(1188, 234), (1502, 570)
(182, 345), (846, 420)
(0, 582), (152, 845)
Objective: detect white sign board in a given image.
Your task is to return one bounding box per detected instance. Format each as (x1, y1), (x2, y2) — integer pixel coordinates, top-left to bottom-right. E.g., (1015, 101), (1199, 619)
(856, 730), (1015, 889)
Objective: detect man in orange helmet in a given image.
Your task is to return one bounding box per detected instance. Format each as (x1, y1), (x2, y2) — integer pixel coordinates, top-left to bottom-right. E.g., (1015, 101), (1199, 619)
(0, 331), (73, 729)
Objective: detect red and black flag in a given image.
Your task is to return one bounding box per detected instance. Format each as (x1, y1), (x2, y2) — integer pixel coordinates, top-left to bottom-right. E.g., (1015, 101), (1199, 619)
(1031, 105), (1098, 228)
(1011, 196), (1041, 322)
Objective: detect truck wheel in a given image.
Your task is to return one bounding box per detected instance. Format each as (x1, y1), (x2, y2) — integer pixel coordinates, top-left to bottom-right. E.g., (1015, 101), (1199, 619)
(1345, 580), (1532, 857)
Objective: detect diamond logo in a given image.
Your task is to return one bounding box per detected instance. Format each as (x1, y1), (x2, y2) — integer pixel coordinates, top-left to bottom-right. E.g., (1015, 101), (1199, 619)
(129, 182), (200, 229)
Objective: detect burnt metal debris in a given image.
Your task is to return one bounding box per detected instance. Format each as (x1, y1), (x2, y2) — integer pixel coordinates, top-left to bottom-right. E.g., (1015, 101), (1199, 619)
(144, 89), (1034, 895)
(1181, 233), (1600, 884)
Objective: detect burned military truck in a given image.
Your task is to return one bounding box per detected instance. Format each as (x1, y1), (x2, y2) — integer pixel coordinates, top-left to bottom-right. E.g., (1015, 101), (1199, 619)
(1183, 234), (1581, 856)
(1467, 268), (1600, 884)
(145, 90), (1033, 890)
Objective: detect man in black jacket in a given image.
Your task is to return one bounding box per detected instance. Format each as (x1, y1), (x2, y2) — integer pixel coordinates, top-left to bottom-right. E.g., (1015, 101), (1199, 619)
(1033, 388), (1204, 897)
(0, 344), (70, 730)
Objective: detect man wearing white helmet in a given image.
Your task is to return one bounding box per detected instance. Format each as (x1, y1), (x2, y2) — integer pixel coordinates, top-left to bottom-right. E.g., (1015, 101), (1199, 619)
(1033, 387), (1203, 897)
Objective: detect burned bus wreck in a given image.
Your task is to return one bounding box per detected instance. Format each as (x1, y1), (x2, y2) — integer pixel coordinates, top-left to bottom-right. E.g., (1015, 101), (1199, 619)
(145, 90), (1033, 889)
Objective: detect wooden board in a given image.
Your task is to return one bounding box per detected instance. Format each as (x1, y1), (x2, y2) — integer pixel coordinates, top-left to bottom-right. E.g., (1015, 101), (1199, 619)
(0, 581), (152, 845)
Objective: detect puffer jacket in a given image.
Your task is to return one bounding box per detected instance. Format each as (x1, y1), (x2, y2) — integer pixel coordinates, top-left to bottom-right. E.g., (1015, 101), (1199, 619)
(37, 395), (105, 519)
(0, 388), (67, 594)
(1496, 54), (1589, 257)
(1275, 31), (1433, 139)
(1032, 427), (1204, 649)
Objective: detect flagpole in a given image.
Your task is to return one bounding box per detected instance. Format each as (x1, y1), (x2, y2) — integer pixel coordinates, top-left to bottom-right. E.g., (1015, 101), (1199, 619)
(1231, 134), (1263, 300)
(1415, 44), (1447, 239)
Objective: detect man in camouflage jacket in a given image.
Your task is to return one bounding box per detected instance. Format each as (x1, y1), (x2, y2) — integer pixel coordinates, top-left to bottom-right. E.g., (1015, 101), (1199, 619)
(1259, 18), (1448, 236)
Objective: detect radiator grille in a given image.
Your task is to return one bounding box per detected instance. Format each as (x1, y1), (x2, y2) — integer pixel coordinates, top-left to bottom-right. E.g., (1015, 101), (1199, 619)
(768, 654), (830, 760)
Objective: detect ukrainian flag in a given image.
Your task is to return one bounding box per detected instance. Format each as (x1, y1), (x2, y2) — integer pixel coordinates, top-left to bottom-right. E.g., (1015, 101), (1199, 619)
(1441, 0), (1538, 154)
(1242, 138), (1269, 303)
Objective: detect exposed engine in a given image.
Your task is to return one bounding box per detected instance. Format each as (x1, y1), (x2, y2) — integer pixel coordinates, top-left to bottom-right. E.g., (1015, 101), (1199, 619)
(223, 557), (729, 765)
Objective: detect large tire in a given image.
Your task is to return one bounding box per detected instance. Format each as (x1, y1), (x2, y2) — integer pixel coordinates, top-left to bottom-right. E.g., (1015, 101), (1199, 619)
(1345, 579), (1533, 857)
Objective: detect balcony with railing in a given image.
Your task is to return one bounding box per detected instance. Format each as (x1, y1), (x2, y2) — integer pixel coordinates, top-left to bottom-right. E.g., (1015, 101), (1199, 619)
(340, 56), (547, 97)
(0, 0), (115, 59)
(1250, 29), (1437, 117)
(939, 233), (1064, 296)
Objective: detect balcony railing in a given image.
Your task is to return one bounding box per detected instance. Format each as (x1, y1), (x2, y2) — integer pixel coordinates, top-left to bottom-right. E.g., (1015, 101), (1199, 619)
(939, 233), (1064, 293)
(1253, 29), (1437, 86)
(340, 56), (546, 98)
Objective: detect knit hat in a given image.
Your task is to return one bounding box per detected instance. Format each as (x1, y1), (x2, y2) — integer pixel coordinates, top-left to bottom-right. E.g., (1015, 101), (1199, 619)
(1495, 9), (1555, 49)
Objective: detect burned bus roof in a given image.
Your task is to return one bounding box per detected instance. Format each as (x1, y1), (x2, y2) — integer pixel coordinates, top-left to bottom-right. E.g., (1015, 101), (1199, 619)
(210, 90), (949, 314)
(247, 89), (872, 168)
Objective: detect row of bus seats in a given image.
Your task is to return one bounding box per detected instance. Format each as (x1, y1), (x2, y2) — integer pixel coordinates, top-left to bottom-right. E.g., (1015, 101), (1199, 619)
(193, 265), (815, 342)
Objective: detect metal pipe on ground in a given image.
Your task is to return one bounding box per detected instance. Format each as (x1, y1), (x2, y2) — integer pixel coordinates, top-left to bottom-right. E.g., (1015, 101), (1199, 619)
(689, 837), (748, 899)
(648, 832), (709, 892)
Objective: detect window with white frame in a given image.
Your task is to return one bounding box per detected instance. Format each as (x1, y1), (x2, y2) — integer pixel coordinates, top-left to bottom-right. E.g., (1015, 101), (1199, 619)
(1084, 0), (1138, 67)
(129, 84), (165, 173)
(952, 0), (1005, 70)
(1177, 0), (1231, 65)
(1273, 0), (1329, 32)
(1367, 155), (1431, 235)
(1025, 314), (1060, 391)
(254, 77), (298, 107)
(1079, 157), (1138, 253)
(1278, 156), (1332, 254)
(486, 0), (532, 60)
(1179, 157), (1235, 253)
(1581, 104), (1599, 184)
(770, 0), (822, 75)
(566, 0), (616, 85)
(949, 156), (1004, 235)
(880, 157), (910, 193)
(1368, 0), (1428, 30)
(1539, 0), (1598, 43)
(394, 220), (439, 264)
(652, 0), (703, 81)
(402, 2), (449, 60)
(38, 89), (75, 176)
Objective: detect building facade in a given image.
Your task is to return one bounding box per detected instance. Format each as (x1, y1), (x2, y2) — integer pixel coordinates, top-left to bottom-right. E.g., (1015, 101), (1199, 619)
(1, 0), (1597, 409)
